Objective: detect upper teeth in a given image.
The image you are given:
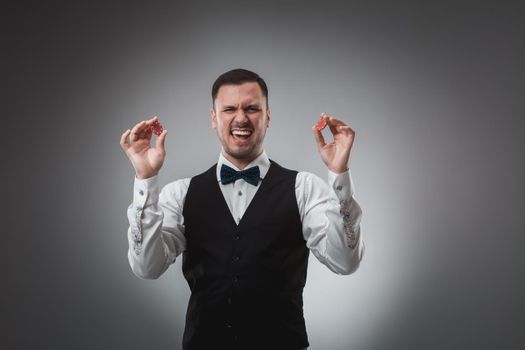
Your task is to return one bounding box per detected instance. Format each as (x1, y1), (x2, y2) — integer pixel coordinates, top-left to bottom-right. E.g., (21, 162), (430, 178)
(232, 130), (252, 136)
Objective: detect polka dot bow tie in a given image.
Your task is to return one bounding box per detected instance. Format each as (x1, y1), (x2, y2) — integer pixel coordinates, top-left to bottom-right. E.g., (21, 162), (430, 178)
(220, 164), (261, 186)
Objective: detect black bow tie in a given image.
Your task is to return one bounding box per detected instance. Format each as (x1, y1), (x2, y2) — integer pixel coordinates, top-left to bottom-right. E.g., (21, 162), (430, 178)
(220, 164), (261, 186)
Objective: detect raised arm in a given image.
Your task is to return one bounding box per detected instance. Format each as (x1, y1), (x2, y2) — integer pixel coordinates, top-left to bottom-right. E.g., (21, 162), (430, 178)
(299, 112), (364, 274)
(120, 117), (186, 279)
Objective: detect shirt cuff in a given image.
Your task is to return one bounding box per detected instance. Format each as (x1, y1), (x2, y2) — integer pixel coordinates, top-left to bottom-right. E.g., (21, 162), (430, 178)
(327, 168), (355, 200)
(133, 174), (160, 209)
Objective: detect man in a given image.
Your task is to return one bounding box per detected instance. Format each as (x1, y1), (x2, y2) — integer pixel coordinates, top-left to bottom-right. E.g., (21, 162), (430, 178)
(120, 69), (364, 350)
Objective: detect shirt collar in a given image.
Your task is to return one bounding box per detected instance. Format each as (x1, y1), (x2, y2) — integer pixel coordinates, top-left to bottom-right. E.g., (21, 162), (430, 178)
(216, 150), (271, 182)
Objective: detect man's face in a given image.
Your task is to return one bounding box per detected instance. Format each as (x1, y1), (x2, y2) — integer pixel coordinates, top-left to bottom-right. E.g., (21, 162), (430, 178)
(211, 82), (270, 163)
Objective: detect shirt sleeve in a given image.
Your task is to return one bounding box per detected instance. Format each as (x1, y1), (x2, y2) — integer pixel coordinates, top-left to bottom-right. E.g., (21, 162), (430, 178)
(296, 169), (364, 275)
(126, 175), (189, 279)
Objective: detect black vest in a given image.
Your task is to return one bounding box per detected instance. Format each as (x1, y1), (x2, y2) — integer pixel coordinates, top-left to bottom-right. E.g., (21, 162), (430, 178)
(181, 160), (310, 350)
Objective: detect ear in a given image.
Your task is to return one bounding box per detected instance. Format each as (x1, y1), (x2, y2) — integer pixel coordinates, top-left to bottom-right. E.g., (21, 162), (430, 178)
(266, 108), (271, 128)
(211, 106), (217, 129)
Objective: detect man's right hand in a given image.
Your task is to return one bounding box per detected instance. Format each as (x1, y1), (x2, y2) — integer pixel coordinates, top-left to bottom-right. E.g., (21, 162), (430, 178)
(120, 116), (168, 179)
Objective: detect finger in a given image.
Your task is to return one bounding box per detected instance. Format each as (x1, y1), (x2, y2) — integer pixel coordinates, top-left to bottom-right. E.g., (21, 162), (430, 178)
(143, 115), (158, 128)
(130, 120), (147, 142)
(120, 129), (131, 150)
(140, 115), (159, 138)
(139, 127), (152, 139)
(312, 125), (326, 149)
(324, 115), (346, 135)
(336, 125), (355, 135)
(134, 119), (155, 141)
(156, 129), (168, 154)
(326, 115), (346, 126)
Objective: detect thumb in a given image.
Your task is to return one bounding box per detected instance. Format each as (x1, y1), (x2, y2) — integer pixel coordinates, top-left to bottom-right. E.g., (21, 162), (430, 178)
(156, 129), (168, 154)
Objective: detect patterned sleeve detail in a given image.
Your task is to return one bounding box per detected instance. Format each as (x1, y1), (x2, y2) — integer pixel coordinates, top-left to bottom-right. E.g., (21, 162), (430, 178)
(132, 206), (144, 255)
(340, 199), (358, 249)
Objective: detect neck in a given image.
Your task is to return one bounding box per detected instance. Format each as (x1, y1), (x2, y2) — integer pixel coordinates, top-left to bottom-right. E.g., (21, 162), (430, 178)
(222, 149), (263, 170)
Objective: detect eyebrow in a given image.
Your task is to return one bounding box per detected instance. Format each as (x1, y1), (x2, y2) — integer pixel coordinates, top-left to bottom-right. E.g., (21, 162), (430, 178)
(223, 103), (261, 109)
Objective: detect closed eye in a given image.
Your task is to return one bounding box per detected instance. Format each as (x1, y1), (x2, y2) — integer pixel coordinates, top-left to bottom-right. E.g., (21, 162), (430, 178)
(245, 106), (261, 112)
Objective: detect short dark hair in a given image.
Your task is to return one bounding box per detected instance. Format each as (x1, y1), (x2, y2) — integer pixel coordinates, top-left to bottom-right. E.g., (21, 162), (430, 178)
(212, 68), (268, 108)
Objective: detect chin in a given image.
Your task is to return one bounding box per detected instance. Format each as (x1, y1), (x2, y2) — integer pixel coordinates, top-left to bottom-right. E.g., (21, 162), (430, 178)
(225, 147), (257, 160)
(230, 151), (253, 160)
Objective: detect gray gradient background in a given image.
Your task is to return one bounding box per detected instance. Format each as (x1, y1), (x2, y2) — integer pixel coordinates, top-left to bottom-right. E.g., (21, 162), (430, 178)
(5, 0), (525, 349)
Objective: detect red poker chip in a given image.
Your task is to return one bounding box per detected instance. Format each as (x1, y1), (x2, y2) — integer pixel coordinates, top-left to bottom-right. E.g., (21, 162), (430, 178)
(316, 117), (328, 131)
(150, 119), (164, 136)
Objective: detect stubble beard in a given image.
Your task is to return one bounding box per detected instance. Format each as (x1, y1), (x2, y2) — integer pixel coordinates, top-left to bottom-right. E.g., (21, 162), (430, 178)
(220, 129), (265, 165)
(223, 140), (261, 162)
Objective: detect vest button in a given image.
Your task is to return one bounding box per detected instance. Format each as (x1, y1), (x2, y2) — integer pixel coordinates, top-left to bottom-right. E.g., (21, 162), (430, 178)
(226, 322), (232, 329)
(232, 255), (240, 262)
(232, 275), (239, 283)
(232, 234), (240, 240)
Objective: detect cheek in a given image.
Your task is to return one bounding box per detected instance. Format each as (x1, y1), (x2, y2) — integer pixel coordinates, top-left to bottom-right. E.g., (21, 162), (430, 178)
(215, 117), (225, 131)
(220, 122), (231, 136)
(259, 118), (268, 130)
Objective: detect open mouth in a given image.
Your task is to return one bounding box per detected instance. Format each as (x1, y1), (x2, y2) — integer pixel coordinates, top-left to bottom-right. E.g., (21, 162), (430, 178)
(231, 129), (253, 140)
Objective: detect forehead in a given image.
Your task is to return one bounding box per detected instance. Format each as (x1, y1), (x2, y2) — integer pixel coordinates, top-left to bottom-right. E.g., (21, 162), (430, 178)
(215, 82), (265, 105)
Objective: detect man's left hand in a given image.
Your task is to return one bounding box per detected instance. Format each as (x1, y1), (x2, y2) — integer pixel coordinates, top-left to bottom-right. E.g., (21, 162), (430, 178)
(312, 112), (355, 174)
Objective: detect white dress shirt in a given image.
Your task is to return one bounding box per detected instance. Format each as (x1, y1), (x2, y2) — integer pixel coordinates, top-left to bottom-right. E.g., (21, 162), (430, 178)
(127, 151), (364, 279)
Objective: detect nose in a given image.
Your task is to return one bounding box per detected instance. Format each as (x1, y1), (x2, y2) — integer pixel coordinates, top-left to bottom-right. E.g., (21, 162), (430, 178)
(233, 108), (249, 122)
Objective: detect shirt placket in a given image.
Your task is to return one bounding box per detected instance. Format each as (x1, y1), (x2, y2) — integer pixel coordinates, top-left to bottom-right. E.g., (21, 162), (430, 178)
(232, 180), (248, 225)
